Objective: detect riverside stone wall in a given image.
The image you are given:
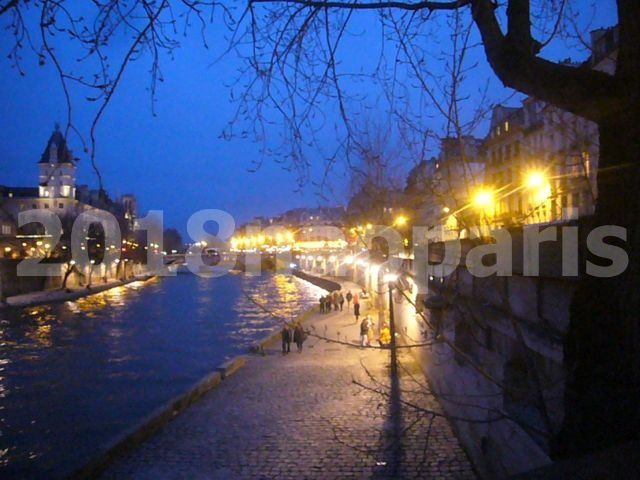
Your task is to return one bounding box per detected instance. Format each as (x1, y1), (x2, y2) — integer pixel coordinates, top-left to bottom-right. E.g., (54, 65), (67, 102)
(393, 231), (577, 478)
(0, 259), (143, 300)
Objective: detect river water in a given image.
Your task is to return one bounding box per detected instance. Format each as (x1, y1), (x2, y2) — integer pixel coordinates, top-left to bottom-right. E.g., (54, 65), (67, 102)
(0, 272), (324, 478)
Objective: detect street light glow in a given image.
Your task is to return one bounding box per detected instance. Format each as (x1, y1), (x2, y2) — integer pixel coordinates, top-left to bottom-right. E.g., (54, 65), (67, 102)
(525, 171), (546, 189)
(394, 215), (408, 227)
(383, 273), (398, 283)
(473, 189), (494, 208)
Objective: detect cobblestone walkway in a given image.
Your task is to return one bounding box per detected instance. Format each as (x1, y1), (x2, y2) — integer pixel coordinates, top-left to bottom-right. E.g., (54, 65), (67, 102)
(102, 283), (476, 479)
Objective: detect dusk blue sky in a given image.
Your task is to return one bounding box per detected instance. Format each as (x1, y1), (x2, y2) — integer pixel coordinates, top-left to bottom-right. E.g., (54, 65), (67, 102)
(0, 1), (617, 239)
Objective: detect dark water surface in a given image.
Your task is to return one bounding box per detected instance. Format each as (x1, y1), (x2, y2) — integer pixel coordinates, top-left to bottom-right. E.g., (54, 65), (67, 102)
(0, 272), (323, 478)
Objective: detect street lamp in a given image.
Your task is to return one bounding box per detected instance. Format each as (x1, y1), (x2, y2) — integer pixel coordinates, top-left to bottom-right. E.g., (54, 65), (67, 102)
(525, 171), (546, 189)
(525, 171), (552, 201)
(393, 215), (408, 227)
(383, 273), (399, 351)
(473, 189), (494, 209)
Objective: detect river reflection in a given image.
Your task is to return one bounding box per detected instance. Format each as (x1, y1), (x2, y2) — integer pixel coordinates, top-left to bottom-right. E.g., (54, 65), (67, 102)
(0, 272), (323, 478)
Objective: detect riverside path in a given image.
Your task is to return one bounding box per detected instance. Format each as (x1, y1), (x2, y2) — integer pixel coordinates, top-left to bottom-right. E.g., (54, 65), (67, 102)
(101, 280), (476, 479)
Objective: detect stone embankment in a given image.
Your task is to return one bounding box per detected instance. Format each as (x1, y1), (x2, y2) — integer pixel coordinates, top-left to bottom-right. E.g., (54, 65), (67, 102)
(1, 275), (155, 310)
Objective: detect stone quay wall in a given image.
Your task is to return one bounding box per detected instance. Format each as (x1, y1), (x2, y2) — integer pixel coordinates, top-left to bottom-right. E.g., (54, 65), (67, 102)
(392, 232), (578, 478)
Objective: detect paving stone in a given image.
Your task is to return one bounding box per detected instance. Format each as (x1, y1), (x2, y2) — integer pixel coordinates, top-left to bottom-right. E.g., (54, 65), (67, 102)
(101, 283), (476, 479)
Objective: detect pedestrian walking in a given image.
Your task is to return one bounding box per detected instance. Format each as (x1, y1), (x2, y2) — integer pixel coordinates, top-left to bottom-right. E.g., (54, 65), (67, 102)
(353, 293), (360, 323)
(281, 325), (292, 354)
(345, 290), (353, 311)
(332, 291), (339, 311)
(319, 295), (325, 314)
(360, 317), (370, 347)
(293, 323), (306, 353)
(339, 292), (345, 311)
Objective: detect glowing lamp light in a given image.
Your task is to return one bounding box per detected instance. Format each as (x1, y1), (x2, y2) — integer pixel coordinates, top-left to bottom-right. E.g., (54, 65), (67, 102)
(473, 189), (494, 209)
(394, 215), (408, 227)
(525, 171), (546, 189)
(90, 259), (95, 265)
(383, 273), (398, 283)
(535, 184), (552, 203)
(69, 260), (76, 266)
(4, 246), (11, 253)
(442, 206), (450, 214)
(344, 255), (354, 264)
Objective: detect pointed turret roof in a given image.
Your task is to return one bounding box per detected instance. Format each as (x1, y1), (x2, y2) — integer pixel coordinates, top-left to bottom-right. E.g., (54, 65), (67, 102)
(39, 124), (75, 164)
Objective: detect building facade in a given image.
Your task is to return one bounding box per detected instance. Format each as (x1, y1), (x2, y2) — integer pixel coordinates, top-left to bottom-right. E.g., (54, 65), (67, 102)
(483, 26), (617, 228)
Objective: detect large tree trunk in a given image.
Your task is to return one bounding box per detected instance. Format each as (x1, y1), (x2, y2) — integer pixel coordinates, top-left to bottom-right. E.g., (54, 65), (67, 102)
(555, 109), (640, 458)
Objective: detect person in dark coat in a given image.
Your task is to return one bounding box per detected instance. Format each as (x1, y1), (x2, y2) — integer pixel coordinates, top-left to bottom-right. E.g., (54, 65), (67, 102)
(319, 295), (325, 314)
(339, 292), (345, 311)
(293, 323), (306, 353)
(345, 290), (353, 311)
(281, 325), (292, 354)
(353, 293), (360, 323)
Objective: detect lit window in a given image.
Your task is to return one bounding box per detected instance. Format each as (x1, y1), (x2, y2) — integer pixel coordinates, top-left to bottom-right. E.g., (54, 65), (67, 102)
(505, 121), (510, 132)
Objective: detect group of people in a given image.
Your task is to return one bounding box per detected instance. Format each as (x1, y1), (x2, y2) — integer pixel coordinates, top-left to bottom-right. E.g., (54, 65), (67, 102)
(282, 286), (392, 355)
(281, 322), (307, 354)
(319, 290), (362, 318)
(359, 316), (392, 348)
(319, 290), (345, 313)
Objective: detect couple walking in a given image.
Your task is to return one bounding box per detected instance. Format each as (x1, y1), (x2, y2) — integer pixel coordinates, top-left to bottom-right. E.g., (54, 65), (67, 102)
(281, 323), (307, 354)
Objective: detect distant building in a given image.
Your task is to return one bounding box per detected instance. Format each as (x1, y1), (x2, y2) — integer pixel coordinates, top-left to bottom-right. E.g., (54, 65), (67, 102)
(407, 137), (485, 239)
(483, 26), (617, 227)
(1, 127), (83, 227)
(38, 125), (77, 200)
(119, 194), (138, 230)
(0, 126), (135, 256)
(268, 206), (345, 227)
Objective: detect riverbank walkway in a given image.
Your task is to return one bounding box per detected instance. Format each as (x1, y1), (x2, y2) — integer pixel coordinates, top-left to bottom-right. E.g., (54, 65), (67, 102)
(101, 280), (476, 479)
(1, 276), (152, 310)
